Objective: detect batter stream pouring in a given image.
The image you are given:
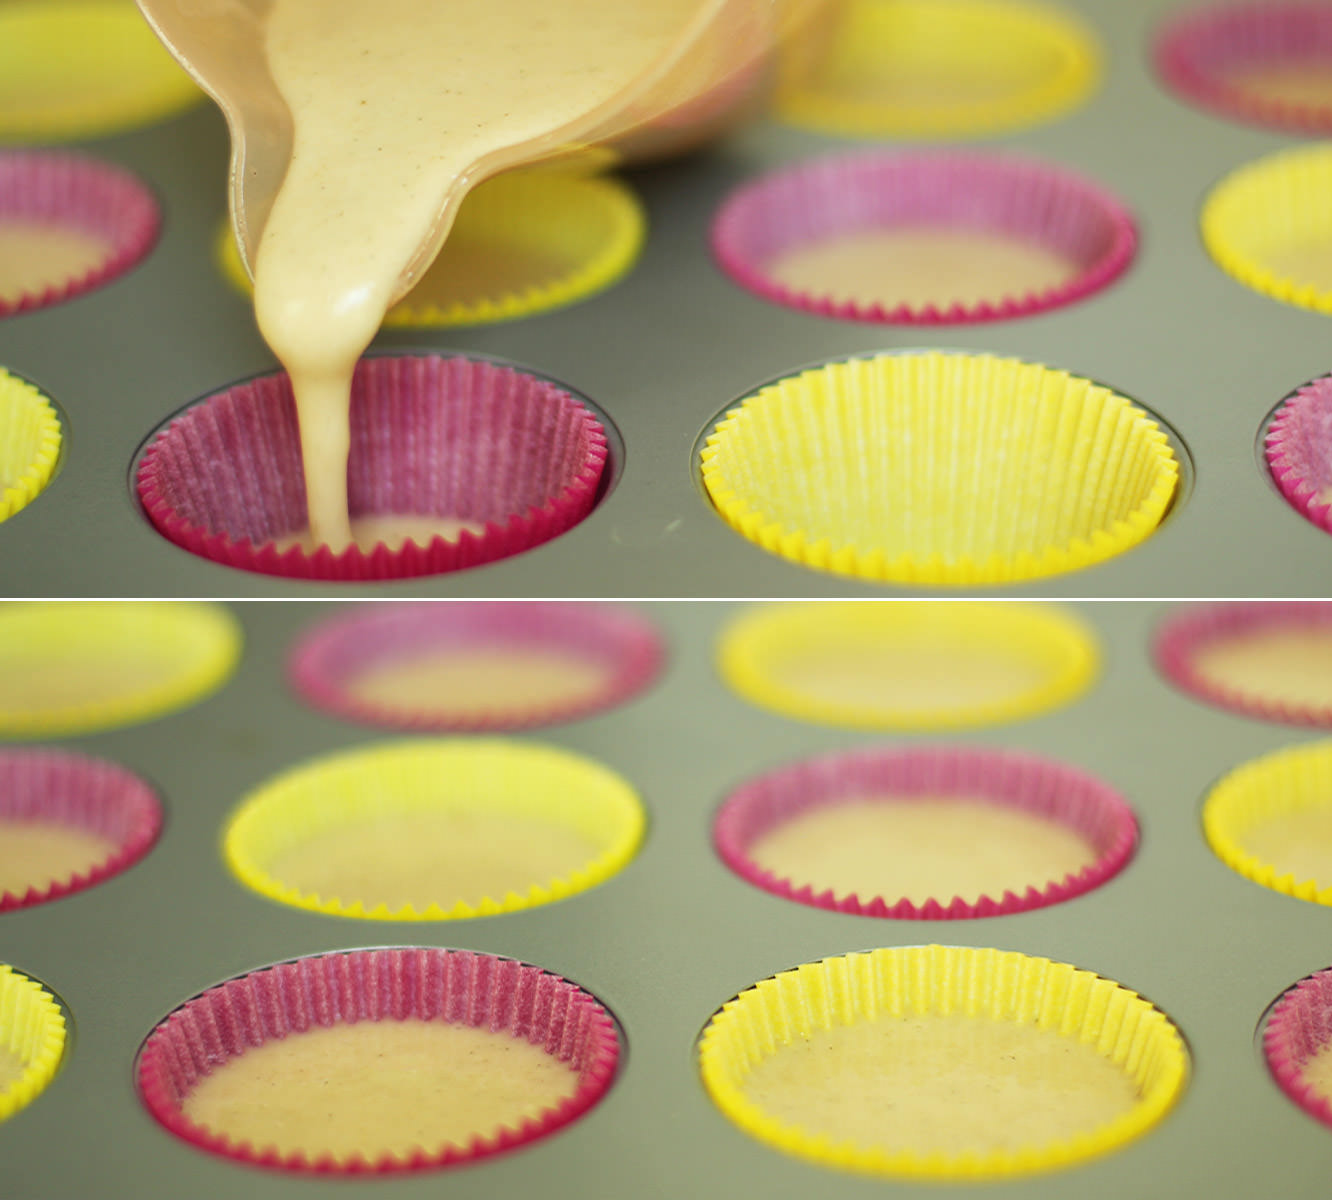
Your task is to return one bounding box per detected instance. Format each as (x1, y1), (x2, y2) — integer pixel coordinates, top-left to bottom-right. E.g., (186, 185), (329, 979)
(137, 0), (809, 553)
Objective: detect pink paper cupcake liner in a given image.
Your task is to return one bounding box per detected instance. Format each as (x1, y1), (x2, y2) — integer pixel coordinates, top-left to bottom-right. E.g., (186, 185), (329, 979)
(710, 150), (1136, 325)
(0, 748), (163, 912)
(1264, 966), (1332, 1128)
(713, 745), (1138, 919)
(134, 355), (609, 581)
(287, 601), (665, 731)
(1155, 2), (1332, 134)
(0, 150), (159, 317)
(1265, 374), (1332, 538)
(1154, 601), (1332, 727)
(135, 947), (622, 1175)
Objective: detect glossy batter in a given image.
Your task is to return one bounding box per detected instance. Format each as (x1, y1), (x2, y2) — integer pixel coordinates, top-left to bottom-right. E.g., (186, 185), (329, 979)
(743, 1012), (1140, 1155)
(1240, 805), (1332, 888)
(182, 1018), (579, 1161)
(1191, 627), (1332, 712)
(253, 0), (699, 549)
(0, 820), (116, 896)
(769, 227), (1076, 309)
(748, 796), (1095, 905)
(0, 223), (111, 303)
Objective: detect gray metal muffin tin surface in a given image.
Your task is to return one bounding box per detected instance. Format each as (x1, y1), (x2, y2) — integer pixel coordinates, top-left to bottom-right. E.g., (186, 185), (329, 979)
(5, 598), (1332, 1199)
(3, 0), (1332, 596)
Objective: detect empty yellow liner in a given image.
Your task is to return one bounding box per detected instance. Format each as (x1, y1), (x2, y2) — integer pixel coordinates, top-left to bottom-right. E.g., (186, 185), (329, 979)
(1202, 142), (1332, 315)
(217, 169), (644, 327)
(0, 964), (65, 1123)
(1203, 740), (1332, 906)
(223, 738), (646, 920)
(698, 945), (1188, 1180)
(776, 0), (1101, 139)
(0, 1), (201, 143)
(699, 352), (1179, 586)
(0, 370), (60, 525)
(0, 601), (241, 738)
(716, 601), (1099, 730)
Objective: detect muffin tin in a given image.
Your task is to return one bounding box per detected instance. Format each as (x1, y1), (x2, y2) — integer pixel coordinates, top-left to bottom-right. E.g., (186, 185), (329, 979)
(4, 598), (1332, 1198)
(2, 0), (1332, 595)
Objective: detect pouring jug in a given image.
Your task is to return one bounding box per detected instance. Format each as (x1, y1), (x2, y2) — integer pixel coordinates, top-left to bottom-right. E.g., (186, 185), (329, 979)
(135, 0), (824, 305)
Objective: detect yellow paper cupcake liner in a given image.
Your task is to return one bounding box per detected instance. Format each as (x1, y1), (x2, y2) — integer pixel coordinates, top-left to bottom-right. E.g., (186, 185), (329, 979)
(716, 601), (1099, 730)
(218, 169), (645, 327)
(775, 0), (1101, 139)
(698, 945), (1188, 1180)
(1203, 740), (1332, 905)
(699, 353), (1180, 586)
(0, 1), (202, 143)
(0, 964), (66, 1123)
(223, 738), (646, 920)
(0, 370), (61, 524)
(0, 601), (242, 738)
(1201, 142), (1332, 315)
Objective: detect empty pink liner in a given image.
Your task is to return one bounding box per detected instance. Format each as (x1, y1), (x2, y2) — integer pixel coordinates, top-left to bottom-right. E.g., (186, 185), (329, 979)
(710, 150), (1136, 325)
(1266, 375), (1332, 539)
(0, 150), (159, 317)
(713, 745), (1138, 919)
(0, 748), (162, 911)
(1264, 967), (1332, 1128)
(287, 601), (665, 732)
(1154, 602), (1332, 727)
(134, 355), (609, 581)
(1155, 2), (1332, 134)
(136, 947), (621, 1175)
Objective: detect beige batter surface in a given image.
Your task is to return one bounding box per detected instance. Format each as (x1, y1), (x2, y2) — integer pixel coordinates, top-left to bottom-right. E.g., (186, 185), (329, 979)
(182, 1018), (579, 1162)
(769, 227), (1076, 309)
(1240, 805), (1332, 888)
(743, 1011), (1140, 1155)
(267, 810), (602, 911)
(0, 222), (111, 303)
(271, 514), (485, 555)
(0, 820), (116, 896)
(765, 641), (1053, 717)
(748, 797), (1096, 906)
(1298, 1038), (1332, 1107)
(0, 652), (183, 716)
(344, 646), (612, 717)
(252, 0), (699, 550)
(1224, 62), (1332, 112)
(0, 1046), (26, 1090)
(1192, 627), (1332, 711)
(1258, 236), (1332, 293)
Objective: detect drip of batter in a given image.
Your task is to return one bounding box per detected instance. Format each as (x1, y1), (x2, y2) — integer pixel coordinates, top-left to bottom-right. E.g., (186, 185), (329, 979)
(253, 0), (702, 550)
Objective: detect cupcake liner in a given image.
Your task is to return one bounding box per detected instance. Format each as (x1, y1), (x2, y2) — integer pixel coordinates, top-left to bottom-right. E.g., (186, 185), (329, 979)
(1263, 966), (1332, 1129)
(287, 601), (664, 732)
(715, 601), (1100, 731)
(1155, 2), (1332, 134)
(217, 170), (645, 327)
(713, 745), (1137, 919)
(698, 352), (1180, 586)
(697, 945), (1188, 1179)
(1265, 373), (1332, 536)
(1203, 739), (1332, 905)
(0, 151), (160, 318)
(775, 0), (1101, 139)
(0, 368), (61, 524)
(0, 964), (65, 1124)
(1201, 142), (1332, 314)
(0, 748), (163, 911)
(1154, 602), (1332, 727)
(0, 601), (242, 738)
(223, 738), (646, 920)
(136, 947), (621, 1174)
(135, 355), (609, 582)
(0, 0), (201, 142)
(711, 150), (1136, 325)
